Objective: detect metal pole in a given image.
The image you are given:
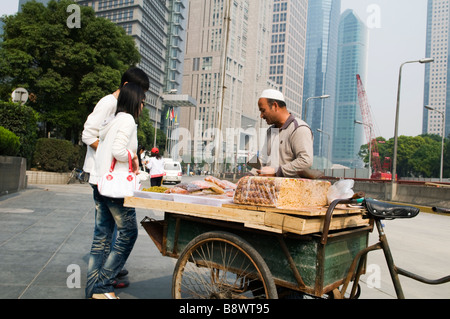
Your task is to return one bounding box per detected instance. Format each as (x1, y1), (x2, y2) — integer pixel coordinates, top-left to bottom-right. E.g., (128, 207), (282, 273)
(392, 59), (433, 196)
(425, 105), (445, 182)
(440, 111), (445, 182)
(392, 62), (407, 187)
(303, 95), (330, 122)
(154, 93), (162, 148)
(213, 0), (232, 176)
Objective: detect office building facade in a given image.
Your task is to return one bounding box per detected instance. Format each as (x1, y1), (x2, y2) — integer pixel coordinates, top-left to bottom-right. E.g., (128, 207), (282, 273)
(269, 0), (308, 119)
(423, 0), (450, 138)
(302, 0), (341, 168)
(333, 9), (368, 168)
(180, 0), (274, 166)
(76, 0), (171, 130)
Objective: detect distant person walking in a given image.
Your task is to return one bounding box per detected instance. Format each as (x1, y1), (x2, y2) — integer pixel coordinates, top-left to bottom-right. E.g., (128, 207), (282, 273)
(146, 147), (165, 187)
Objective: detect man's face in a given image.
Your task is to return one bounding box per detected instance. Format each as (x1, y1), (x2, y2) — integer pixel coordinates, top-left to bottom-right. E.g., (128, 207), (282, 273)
(258, 98), (276, 125)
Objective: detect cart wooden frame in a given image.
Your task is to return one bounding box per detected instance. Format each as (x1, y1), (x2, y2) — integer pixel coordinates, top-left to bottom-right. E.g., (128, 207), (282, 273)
(125, 196), (373, 299)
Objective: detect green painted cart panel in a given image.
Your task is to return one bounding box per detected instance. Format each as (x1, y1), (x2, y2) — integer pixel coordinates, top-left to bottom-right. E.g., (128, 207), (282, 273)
(163, 213), (368, 295)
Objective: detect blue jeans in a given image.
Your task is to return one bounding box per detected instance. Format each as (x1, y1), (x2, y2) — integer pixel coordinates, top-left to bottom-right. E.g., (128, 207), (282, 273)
(85, 185), (138, 298)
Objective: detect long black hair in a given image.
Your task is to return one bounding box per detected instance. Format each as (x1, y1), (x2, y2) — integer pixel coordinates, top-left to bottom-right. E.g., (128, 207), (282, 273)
(116, 82), (145, 121)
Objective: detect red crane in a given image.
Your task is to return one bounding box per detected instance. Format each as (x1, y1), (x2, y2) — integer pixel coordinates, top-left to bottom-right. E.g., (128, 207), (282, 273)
(356, 74), (392, 180)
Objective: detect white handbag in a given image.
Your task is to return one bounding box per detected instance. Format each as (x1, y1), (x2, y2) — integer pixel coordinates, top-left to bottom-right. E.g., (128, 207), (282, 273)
(98, 151), (141, 198)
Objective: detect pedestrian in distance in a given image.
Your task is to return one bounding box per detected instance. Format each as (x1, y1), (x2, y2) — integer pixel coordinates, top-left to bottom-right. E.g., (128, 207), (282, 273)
(85, 82), (146, 299)
(146, 147), (165, 187)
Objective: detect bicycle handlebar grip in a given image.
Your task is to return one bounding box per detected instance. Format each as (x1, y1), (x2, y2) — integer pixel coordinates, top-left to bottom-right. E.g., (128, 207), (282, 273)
(432, 207), (450, 214)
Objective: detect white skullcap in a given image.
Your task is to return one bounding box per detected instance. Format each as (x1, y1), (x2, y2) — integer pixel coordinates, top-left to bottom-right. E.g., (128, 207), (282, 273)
(259, 89), (285, 102)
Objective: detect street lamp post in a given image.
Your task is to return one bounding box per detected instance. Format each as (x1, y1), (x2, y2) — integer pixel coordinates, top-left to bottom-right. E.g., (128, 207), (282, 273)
(316, 129), (331, 168)
(391, 58), (434, 199)
(303, 95), (330, 122)
(425, 105), (446, 182)
(154, 89), (177, 148)
(354, 120), (372, 178)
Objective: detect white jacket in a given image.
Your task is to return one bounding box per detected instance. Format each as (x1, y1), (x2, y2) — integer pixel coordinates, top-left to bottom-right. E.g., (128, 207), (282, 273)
(82, 94), (117, 174)
(146, 157), (165, 178)
(89, 112), (138, 185)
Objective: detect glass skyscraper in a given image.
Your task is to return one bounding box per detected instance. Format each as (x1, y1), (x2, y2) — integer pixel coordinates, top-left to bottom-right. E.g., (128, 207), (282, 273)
(76, 0), (170, 130)
(423, 0), (449, 139)
(302, 0), (341, 168)
(333, 9), (368, 168)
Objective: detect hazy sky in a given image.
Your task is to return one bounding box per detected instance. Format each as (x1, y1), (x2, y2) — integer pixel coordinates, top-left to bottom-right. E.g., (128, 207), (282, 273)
(341, 0), (429, 139)
(1, 0), (431, 139)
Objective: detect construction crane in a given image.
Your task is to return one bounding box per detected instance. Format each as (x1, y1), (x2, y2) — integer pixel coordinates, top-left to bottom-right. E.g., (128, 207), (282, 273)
(356, 74), (392, 180)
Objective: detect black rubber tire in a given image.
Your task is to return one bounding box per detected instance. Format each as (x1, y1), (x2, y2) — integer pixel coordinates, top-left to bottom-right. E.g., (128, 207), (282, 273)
(172, 231), (278, 299)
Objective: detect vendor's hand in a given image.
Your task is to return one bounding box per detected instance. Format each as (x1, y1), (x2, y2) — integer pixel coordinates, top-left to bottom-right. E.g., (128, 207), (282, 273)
(256, 166), (276, 177)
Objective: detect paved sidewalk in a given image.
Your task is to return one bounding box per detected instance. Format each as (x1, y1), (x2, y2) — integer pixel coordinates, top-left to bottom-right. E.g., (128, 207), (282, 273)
(0, 183), (174, 299)
(1, 183), (449, 299)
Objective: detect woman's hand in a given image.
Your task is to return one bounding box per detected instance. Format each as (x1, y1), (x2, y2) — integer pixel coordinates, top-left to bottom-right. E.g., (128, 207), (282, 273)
(132, 154), (139, 174)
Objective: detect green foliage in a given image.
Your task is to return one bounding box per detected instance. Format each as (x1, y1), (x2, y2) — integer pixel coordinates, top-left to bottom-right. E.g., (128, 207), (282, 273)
(137, 108), (167, 152)
(32, 138), (79, 172)
(358, 134), (449, 178)
(0, 126), (20, 156)
(0, 0), (140, 142)
(0, 101), (38, 163)
(137, 108), (155, 150)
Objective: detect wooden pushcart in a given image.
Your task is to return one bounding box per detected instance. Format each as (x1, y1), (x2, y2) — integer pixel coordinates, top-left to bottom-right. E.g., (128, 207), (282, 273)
(125, 195), (372, 299)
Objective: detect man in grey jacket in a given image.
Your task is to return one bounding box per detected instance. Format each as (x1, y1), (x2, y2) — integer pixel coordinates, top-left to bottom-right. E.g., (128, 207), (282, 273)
(255, 89), (314, 177)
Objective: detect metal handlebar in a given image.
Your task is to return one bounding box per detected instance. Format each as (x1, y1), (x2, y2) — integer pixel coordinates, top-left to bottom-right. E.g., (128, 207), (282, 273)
(432, 207), (450, 214)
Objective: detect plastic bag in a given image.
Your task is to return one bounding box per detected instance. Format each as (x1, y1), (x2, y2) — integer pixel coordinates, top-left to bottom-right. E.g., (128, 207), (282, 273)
(327, 179), (354, 204)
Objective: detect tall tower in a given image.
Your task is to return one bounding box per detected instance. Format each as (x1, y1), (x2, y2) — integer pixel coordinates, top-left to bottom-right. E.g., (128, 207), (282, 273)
(180, 0), (272, 166)
(75, 0), (170, 130)
(423, 0), (450, 138)
(268, 0), (308, 118)
(302, 0), (341, 167)
(333, 10), (368, 168)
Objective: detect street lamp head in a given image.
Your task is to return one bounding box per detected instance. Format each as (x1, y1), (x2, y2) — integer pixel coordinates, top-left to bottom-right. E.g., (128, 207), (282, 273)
(354, 120), (364, 125)
(320, 95), (331, 99)
(316, 129), (323, 133)
(424, 105), (435, 111)
(419, 58), (434, 64)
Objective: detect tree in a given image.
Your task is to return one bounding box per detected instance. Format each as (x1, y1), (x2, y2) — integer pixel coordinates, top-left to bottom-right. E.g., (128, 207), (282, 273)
(357, 133), (448, 178)
(0, 101), (38, 164)
(137, 108), (167, 153)
(0, 0), (140, 143)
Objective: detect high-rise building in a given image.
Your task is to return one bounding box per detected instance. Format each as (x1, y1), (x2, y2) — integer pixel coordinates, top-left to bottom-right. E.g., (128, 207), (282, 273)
(75, 0), (168, 130)
(18, 0), (51, 12)
(423, 0), (449, 138)
(302, 0), (341, 168)
(269, 0), (308, 118)
(180, 0), (273, 166)
(333, 9), (368, 168)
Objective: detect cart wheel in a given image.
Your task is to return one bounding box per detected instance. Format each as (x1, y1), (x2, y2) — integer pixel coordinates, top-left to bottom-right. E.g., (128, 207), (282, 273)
(172, 231), (278, 299)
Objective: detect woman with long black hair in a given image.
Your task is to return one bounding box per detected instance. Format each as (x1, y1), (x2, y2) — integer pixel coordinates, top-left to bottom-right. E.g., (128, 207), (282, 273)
(85, 82), (145, 299)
